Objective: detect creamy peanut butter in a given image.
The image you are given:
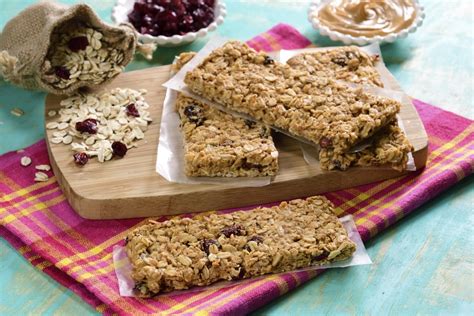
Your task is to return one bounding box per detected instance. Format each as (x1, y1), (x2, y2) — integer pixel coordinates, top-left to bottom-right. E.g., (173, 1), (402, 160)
(317, 0), (417, 37)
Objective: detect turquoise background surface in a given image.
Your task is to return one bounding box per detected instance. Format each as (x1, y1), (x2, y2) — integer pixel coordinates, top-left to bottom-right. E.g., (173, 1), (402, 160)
(0, 0), (473, 314)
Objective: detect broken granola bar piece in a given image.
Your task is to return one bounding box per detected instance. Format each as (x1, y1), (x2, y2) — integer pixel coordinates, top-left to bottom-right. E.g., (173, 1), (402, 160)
(184, 41), (401, 153)
(319, 121), (414, 171)
(126, 196), (356, 297)
(176, 94), (279, 177)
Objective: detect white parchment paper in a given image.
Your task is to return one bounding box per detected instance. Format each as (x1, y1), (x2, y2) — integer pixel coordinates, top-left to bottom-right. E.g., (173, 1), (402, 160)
(113, 214), (372, 297)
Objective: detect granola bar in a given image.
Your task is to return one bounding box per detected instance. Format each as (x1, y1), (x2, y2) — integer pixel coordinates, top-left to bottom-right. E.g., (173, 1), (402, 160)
(173, 53), (279, 177)
(319, 121), (414, 171)
(126, 196), (356, 297)
(176, 94), (279, 176)
(184, 41), (401, 153)
(286, 46), (383, 87)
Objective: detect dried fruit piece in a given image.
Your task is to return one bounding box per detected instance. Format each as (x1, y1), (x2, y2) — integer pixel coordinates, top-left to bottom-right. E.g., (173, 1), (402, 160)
(331, 57), (347, 67)
(55, 66), (70, 79)
(125, 103), (140, 117)
(20, 156), (32, 167)
(75, 118), (98, 134)
(183, 104), (205, 126)
(263, 56), (274, 65)
(73, 152), (89, 165)
(244, 119), (256, 128)
(220, 224), (246, 238)
(319, 136), (333, 149)
(201, 239), (219, 255)
(67, 36), (89, 52)
(112, 141), (128, 157)
(312, 251), (329, 262)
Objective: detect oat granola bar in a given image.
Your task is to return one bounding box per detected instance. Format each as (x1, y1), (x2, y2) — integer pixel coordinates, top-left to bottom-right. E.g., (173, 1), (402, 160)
(184, 41), (401, 153)
(173, 53), (279, 177)
(176, 94), (279, 176)
(286, 46), (383, 87)
(126, 196), (356, 297)
(319, 121), (414, 171)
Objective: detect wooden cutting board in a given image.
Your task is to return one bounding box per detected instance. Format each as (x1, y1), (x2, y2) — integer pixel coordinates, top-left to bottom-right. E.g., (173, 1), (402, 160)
(44, 65), (428, 219)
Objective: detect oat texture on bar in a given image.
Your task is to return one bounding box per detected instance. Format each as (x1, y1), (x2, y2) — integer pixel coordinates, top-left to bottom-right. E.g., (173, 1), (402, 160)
(126, 196), (356, 297)
(319, 121), (414, 171)
(176, 94), (279, 177)
(286, 46), (384, 87)
(284, 46), (413, 171)
(184, 41), (401, 153)
(173, 52), (278, 177)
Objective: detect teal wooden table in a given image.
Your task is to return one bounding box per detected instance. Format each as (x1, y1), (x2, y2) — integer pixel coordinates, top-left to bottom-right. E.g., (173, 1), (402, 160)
(0, 1), (473, 314)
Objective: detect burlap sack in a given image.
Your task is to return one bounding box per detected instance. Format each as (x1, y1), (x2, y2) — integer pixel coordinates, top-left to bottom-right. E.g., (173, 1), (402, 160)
(0, 1), (150, 95)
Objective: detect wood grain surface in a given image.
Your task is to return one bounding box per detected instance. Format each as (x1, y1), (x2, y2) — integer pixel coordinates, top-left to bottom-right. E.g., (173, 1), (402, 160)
(44, 65), (428, 219)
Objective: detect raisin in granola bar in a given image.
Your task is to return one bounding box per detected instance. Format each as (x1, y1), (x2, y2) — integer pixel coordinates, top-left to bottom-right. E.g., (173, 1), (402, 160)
(287, 46), (383, 87)
(173, 53), (278, 177)
(184, 41), (401, 153)
(126, 196), (356, 297)
(176, 94), (278, 176)
(319, 121), (414, 171)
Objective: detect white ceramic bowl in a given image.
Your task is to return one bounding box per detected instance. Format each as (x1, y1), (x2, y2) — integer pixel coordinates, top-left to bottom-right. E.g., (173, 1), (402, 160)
(112, 0), (226, 47)
(307, 0), (425, 45)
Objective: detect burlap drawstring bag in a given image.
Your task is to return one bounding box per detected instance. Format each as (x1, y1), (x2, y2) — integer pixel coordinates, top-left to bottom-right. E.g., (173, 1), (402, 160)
(0, 1), (155, 95)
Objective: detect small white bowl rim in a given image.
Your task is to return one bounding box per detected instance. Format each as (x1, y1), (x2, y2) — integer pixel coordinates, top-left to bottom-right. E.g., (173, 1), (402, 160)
(112, 0), (227, 45)
(307, 0), (425, 45)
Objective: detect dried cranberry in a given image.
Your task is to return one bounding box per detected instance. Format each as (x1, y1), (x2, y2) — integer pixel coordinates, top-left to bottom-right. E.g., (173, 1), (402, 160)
(67, 36), (89, 52)
(241, 159), (264, 172)
(248, 235), (263, 243)
(319, 137), (332, 148)
(55, 66), (70, 79)
(201, 239), (219, 255)
(331, 57), (347, 67)
(263, 56), (274, 65)
(126, 103), (140, 117)
(73, 152), (89, 165)
(244, 119), (256, 128)
(221, 224), (246, 238)
(112, 141), (128, 158)
(312, 251), (329, 262)
(75, 118), (98, 134)
(183, 105), (205, 126)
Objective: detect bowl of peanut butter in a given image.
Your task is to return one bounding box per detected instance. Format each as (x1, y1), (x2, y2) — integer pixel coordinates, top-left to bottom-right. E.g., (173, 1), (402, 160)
(308, 0), (425, 45)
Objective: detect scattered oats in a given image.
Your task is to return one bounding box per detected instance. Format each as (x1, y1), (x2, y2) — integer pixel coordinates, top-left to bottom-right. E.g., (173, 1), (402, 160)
(20, 156), (32, 167)
(46, 122), (59, 129)
(35, 164), (51, 171)
(51, 137), (63, 144)
(53, 130), (67, 137)
(57, 122), (69, 130)
(48, 110), (57, 117)
(62, 135), (73, 144)
(16, 149), (25, 153)
(10, 108), (25, 117)
(42, 25), (126, 89)
(34, 171), (49, 182)
(49, 87), (152, 164)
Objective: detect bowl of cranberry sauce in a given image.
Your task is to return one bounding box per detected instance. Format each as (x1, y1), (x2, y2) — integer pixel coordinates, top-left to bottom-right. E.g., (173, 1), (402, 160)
(112, 0), (226, 46)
